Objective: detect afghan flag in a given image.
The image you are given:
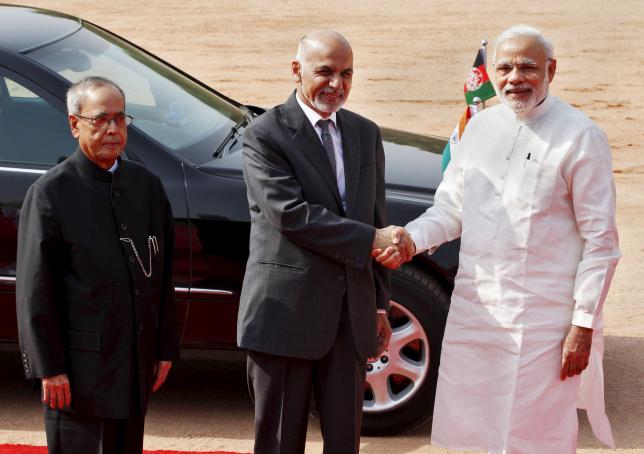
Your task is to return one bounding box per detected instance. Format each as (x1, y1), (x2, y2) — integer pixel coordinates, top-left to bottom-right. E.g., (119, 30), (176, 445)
(463, 48), (496, 105)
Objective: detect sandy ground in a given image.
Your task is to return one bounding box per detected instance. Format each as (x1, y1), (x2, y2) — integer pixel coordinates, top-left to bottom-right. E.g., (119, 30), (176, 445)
(2, 1), (643, 452)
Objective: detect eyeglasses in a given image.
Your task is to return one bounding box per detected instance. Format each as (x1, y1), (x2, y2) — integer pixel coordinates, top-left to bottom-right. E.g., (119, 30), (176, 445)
(75, 113), (133, 129)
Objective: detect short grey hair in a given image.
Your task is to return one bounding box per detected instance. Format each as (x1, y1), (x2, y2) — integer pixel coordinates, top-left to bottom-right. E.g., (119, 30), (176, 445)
(493, 25), (554, 63)
(295, 37), (306, 64)
(295, 35), (317, 70)
(66, 76), (125, 115)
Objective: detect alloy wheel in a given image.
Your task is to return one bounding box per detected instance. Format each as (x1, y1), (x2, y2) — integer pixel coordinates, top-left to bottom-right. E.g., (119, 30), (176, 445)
(363, 299), (430, 413)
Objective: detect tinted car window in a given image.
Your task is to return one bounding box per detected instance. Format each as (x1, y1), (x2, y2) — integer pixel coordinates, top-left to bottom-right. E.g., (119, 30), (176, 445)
(5, 78), (38, 99)
(28, 23), (247, 165)
(0, 74), (75, 167)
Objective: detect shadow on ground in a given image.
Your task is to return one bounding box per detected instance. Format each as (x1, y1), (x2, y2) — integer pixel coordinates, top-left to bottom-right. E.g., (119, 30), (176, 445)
(1, 334), (640, 451)
(0, 348), (430, 451)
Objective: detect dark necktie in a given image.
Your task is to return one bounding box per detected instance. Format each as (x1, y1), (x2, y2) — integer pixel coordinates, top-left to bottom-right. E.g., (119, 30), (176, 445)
(317, 119), (337, 176)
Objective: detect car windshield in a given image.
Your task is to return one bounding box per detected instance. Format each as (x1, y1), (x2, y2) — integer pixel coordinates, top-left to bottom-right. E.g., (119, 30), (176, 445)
(27, 22), (246, 166)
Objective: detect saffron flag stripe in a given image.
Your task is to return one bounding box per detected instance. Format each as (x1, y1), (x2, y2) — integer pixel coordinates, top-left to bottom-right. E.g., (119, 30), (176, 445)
(441, 106), (471, 173)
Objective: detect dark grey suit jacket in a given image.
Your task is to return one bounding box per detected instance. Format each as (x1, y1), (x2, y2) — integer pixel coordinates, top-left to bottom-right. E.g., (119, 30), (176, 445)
(237, 92), (390, 361)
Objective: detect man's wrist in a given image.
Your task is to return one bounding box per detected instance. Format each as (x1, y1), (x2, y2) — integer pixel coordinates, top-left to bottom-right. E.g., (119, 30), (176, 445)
(571, 324), (593, 333)
(370, 226), (381, 251)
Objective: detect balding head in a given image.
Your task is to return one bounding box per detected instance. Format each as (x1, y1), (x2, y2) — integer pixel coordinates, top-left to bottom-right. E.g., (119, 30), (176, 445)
(292, 30), (353, 118)
(295, 30), (352, 67)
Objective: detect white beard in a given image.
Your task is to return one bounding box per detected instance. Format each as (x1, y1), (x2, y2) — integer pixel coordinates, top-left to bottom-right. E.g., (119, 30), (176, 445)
(312, 88), (345, 114)
(497, 69), (549, 113)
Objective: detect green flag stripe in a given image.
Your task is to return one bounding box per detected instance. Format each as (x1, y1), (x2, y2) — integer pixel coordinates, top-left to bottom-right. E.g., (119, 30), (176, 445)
(465, 81), (496, 105)
(441, 140), (451, 173)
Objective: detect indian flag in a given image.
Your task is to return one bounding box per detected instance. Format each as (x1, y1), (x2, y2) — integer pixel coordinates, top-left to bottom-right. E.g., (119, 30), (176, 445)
(441, 105), (472, 172)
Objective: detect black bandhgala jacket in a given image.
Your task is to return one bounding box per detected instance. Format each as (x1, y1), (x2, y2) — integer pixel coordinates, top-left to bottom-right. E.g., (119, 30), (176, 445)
(16, 149), (179, 418)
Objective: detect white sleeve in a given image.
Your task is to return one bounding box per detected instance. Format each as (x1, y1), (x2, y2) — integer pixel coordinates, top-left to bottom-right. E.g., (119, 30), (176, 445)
(564, 127), (621, 328)
(405, 140), (465, 254)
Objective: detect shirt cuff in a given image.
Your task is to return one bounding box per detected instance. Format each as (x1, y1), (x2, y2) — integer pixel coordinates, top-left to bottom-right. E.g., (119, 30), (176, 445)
(407, 227), (437, 255)
(571, 310), (595, 328)
(376, 309), (387, 315)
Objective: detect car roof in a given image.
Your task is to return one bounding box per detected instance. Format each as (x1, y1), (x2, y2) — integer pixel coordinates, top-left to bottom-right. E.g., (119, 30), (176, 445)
(0, 4), (81, 53)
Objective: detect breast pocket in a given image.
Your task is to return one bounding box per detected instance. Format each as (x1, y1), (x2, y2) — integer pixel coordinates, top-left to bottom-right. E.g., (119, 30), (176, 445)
(517, 159), (559, 211)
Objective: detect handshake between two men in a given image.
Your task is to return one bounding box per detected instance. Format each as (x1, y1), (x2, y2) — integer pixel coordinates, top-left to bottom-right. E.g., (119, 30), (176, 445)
(371, 225), (416, 270)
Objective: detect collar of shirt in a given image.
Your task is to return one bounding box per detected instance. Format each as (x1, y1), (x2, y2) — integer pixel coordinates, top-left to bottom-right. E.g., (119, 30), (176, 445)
(295, 92), (339, 132)
(72, 149), (116, 182)
(108, 159), (119, 173)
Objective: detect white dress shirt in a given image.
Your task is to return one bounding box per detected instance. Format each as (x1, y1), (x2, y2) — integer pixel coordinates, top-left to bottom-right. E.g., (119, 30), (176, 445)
(295, 94), (347, 211)
(108, 159), (119, 173)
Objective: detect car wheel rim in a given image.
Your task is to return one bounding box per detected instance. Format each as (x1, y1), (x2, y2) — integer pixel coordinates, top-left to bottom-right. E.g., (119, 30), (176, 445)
(363, 299), (430, 413)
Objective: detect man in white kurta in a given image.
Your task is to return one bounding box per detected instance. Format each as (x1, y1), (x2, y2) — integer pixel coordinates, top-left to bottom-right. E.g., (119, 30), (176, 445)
(384, 26), (620, 453)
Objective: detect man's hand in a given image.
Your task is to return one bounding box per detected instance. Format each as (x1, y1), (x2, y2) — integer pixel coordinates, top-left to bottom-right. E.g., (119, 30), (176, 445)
(42, 373), (71, 409)
(368, 312), (392, 362)
(152, 360), (172, 392)
(371, 226), (415, 269)
(560, 325), (593, 380)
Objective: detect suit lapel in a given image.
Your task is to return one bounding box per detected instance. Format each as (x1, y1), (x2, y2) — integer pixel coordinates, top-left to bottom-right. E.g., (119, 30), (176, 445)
(337, 110), (360, 217)
(283, 92), (343, 210)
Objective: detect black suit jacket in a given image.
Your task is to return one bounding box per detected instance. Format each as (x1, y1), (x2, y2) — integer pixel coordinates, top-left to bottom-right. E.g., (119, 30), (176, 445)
(237, 92), (390, 360)
(16, 150), (179, 418)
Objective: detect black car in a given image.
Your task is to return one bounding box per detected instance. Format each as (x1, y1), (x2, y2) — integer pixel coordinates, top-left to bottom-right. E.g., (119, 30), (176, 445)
(0, 4), (458, 434)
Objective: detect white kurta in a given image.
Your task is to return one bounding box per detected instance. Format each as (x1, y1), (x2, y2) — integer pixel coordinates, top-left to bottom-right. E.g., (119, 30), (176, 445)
(406, 95), (620, 454)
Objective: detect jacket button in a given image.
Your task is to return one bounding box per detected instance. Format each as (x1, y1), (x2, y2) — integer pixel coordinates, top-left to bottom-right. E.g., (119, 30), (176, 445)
(138, 323), (144, 331)
(129, 255), (136, 263)
(337, 273), (345, 281)
(120, 222), (128, 231)
(134, 289), (140, 296)
(113, 189), (120, 197)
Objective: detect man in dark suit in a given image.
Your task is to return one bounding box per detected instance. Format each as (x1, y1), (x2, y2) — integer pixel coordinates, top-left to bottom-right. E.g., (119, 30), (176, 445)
(238, 30), (414, 454)
(16, 76), (179, 454)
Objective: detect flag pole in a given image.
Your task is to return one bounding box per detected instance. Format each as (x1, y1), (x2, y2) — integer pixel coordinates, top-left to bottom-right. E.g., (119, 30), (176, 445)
(480, 39), (488, 110)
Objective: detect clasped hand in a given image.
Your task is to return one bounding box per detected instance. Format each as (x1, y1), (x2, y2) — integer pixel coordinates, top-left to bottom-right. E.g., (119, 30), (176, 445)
(371, 225), (415, 269)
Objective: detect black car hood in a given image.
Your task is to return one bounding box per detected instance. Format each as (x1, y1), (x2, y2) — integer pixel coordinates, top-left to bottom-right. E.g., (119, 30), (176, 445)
(380, 127), (446, 195)
(199, 127), (447, 196)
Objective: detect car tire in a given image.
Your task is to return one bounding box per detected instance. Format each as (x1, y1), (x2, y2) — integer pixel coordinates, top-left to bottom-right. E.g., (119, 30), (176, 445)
(361, 263), (450, 435)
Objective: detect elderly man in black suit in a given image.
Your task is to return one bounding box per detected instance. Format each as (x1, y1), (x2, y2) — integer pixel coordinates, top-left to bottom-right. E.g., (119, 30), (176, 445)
(237, 30), (414, 454)
(16, 76), (179, 454)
